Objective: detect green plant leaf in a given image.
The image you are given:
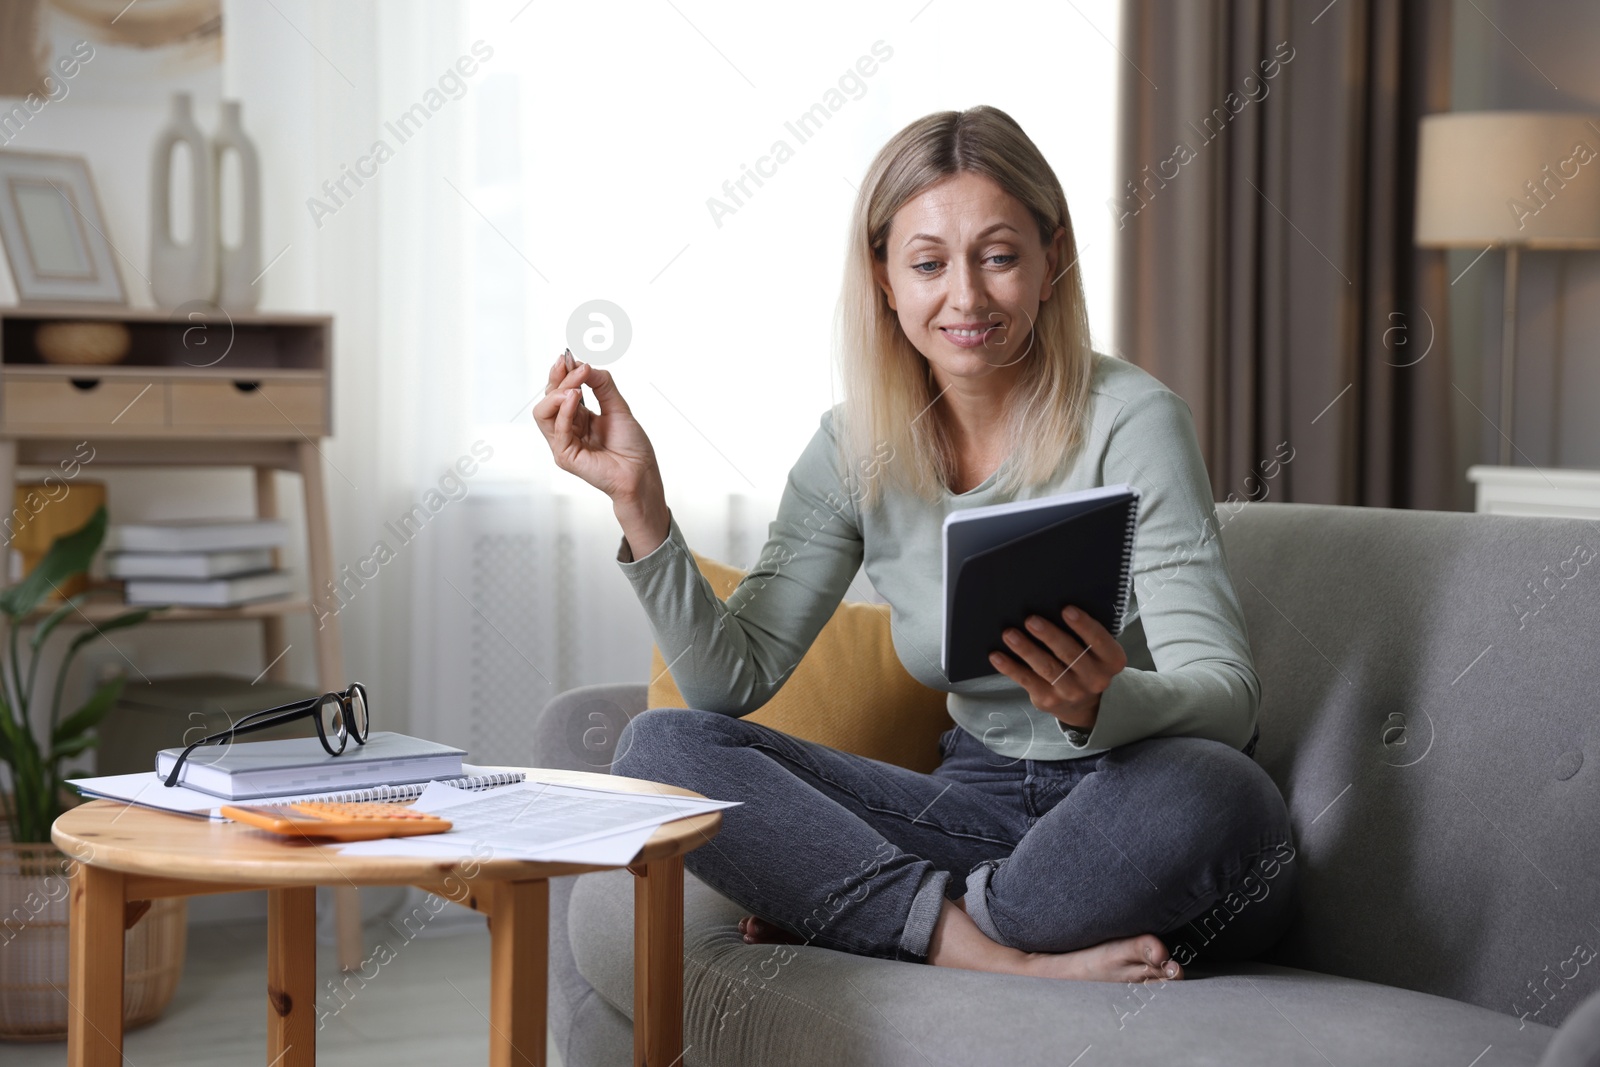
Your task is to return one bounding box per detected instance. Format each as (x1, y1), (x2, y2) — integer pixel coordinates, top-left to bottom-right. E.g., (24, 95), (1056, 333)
(0, 505), (107, 618)
(62, 607), (160, 660)
(0, 508), (156, 841)
(0, 705), (15, 765)
(49, 732), (98, 761)
(49, 608), (156, 742)
(30, 592), (90, 652)
(52, 677), (124, 746)
(50, 729), (101, 764)
(0, 698), (38, 769)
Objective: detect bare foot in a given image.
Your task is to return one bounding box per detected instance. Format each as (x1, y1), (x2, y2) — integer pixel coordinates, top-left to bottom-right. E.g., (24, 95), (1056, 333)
(737, 915), (804, 946)
(1019, 932), (1182, 983)
(927, 898), (1183, 983)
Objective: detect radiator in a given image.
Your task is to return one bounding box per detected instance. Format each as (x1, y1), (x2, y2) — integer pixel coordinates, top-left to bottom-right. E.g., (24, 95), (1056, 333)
(413, 485), (788, 764)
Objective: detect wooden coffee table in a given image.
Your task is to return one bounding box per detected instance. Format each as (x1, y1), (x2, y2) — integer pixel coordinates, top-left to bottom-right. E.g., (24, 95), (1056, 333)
(51, 768), (721, 1067)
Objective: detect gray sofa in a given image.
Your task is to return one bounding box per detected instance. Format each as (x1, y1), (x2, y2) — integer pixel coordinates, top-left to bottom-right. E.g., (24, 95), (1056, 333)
(529, 503), (1600, 1066)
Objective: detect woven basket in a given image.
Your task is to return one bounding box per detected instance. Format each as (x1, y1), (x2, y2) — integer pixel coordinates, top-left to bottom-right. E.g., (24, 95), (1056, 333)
(0, 823), (187, 1041)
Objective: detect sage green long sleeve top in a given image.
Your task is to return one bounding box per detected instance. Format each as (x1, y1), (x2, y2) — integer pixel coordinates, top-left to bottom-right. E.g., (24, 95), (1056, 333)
(615, 353), (1260, 761)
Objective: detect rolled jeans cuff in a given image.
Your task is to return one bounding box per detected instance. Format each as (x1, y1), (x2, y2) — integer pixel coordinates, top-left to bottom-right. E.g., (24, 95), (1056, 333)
(897, 867), (951, 963)
(960, 858), (1009, 947)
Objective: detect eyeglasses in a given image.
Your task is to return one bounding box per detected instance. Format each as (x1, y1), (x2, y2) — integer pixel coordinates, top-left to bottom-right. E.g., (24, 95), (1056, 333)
(162, 683), (370, 788)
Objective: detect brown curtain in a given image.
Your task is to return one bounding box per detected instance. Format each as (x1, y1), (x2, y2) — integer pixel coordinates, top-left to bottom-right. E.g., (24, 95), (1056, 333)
(1114, 0), (1457, 510)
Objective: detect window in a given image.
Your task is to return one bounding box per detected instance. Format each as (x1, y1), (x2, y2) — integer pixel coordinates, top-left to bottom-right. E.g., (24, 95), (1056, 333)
(462, 0), (1123, 496)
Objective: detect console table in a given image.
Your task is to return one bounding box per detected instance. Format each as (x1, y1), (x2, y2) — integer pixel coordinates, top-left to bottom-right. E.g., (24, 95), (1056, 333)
(0, 303), (364, 969)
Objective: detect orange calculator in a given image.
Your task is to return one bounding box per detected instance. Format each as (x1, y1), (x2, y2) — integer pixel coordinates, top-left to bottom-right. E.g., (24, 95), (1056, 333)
(221, 801), (453, 841)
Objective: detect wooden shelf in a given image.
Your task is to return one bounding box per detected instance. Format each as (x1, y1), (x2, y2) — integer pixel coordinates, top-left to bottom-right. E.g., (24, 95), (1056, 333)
(1, 310), (329, 366)
(24, 594), (314, 625)
(0, 304), (332, 327)
(1, 306), (332, 439)
(3, 365), (322, 382)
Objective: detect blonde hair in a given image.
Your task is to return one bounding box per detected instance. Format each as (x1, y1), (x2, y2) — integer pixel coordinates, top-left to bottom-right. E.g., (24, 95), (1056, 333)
(835, 105), (1095, 510)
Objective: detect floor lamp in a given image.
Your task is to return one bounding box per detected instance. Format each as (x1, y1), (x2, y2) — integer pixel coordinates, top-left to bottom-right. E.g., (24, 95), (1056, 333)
(1415, 111), (1600, 466)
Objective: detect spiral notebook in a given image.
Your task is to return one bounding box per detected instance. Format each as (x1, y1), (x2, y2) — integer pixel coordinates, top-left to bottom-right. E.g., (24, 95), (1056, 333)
(68, 767), (529, 819)
(941, 484), (1141, 683)
(290, 771), (527, 804)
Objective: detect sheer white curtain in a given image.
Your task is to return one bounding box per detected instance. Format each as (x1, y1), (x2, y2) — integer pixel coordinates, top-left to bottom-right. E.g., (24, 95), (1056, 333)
(455, 0), (1123, 483)
(225, 0), (486, 929)
(226, 0), (478, 733)
(441, 0), (1126, 722)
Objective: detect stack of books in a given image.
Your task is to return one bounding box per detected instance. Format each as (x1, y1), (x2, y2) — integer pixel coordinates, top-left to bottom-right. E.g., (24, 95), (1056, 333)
(107, 519), (294, 607)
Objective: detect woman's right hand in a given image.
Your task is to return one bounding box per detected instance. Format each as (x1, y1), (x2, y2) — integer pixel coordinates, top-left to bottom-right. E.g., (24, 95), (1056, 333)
(532, 351), (663, 510)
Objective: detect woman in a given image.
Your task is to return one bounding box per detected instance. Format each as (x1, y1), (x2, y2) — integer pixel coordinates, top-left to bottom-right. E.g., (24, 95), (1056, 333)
(534, 105), (1295, 984)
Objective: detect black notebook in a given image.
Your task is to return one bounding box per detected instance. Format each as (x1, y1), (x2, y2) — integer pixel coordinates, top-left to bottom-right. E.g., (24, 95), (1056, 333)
(941, 484), (1141, 683)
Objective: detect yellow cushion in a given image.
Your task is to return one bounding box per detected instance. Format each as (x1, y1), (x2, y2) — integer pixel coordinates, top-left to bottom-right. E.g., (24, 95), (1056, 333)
(646, 552), (952, 773)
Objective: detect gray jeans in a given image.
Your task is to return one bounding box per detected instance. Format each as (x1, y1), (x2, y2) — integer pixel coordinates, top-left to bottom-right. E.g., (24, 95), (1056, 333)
(612, 708), (1297, 967)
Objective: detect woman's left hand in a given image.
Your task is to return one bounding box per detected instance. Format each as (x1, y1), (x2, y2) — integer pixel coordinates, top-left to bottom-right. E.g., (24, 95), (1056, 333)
(989, 607), (1128, 732)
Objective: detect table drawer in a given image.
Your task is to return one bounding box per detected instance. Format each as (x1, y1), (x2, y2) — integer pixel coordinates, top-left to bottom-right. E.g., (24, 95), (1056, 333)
(3, 377), (166, 429)
(169, 380), (326, 435)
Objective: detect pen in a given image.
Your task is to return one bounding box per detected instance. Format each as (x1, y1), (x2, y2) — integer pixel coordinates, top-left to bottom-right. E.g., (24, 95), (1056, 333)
(561, 348), (591, 415)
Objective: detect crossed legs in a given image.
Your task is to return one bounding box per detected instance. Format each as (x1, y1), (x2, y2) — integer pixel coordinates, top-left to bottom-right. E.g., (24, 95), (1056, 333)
(612, 708), (1295, 983)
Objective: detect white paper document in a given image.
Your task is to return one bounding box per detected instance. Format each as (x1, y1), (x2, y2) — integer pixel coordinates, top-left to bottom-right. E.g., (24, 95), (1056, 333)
(332, 780), (737, 863)
(67, 768), (737, 867)
(69, 770), (238, 817)
(336, 823), (658, 865)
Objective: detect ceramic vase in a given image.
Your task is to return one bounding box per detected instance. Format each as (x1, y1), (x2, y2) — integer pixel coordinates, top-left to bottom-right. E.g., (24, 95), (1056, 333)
(149, 92), (218, 309)
(214, 100), (262, 312)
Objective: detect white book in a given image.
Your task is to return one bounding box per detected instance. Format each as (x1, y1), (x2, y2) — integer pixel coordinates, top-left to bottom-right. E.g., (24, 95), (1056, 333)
(152, 732), (468, 801)
(108, 548), (276, 580)
(106, 519), (290, 553)
(124, 570), (294, 607)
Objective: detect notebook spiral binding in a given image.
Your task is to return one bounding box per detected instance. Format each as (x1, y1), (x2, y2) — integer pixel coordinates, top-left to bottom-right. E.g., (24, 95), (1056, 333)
(299, 770), (526, 805)
(1109, 496), (1142, 634)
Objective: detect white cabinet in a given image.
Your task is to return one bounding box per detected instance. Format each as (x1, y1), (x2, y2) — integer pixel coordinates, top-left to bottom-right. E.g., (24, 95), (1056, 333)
(1467, 465), (1600, 519)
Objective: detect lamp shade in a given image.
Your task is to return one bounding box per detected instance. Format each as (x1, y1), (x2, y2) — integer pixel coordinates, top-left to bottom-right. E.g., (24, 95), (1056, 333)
(1415, 111), (1600, 248)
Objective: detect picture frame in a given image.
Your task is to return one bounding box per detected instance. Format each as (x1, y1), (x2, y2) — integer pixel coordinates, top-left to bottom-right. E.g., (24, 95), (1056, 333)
(0, 150), (127, 305)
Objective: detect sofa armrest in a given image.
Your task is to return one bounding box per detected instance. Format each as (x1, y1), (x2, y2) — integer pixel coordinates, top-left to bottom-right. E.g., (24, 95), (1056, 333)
(1539, 987), (1600, 1067)
(530, 682), (650, 1067)
(528, 681), (649, 774)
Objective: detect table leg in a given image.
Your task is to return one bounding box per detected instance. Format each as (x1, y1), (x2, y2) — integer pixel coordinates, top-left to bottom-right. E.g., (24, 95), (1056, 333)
(267, 887), (317, 1067)
(632, 856), (685, 1067)
(253, 464), (290, 683)
(334, 885), (364, 971)
(488, 879), (548, 1067)
(67, 863), (124, 1067)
